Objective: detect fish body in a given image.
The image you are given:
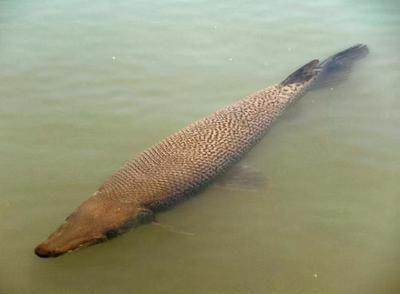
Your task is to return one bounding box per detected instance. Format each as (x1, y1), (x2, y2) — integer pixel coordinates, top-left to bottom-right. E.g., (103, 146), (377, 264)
(35, 45), (368, 257)
(100, 71), (314, 208)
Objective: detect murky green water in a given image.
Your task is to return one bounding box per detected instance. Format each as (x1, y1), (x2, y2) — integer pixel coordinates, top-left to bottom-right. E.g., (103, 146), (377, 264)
(1, 0), (399, 293)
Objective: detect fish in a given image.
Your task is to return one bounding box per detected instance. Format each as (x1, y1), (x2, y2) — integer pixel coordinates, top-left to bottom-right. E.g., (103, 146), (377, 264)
(34, 44), (369, 257)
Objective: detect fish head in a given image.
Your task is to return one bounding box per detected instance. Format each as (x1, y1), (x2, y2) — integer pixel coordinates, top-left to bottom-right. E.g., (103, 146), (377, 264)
(34, 195), (151, 258)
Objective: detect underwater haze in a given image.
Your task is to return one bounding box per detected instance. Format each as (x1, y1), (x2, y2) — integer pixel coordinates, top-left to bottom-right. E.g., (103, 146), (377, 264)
(1, 0), (399, 293)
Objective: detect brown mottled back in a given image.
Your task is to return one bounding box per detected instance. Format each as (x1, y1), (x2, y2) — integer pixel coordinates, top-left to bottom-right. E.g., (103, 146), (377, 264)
(98, 80), (311, 209)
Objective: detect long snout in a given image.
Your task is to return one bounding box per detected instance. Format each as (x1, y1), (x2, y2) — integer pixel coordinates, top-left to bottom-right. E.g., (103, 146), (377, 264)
(34, 222), (105, 258)
(34, 243), (65, 258)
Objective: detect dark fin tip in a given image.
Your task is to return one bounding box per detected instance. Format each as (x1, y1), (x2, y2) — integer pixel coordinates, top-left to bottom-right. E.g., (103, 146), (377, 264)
(319, 44), (369, 68)
(312, 44), (369, 89)
(281, 59), (320, 86)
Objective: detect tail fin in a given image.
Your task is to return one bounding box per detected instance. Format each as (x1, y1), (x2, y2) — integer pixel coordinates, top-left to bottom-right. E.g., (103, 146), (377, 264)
(312, 44), (369, 89)
(280, 44), (369, 89)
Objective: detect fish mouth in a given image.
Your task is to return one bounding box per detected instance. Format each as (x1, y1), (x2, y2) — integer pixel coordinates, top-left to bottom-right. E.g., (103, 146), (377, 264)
(35, 238), (104, 258)
(34, 231), (106, 258)
(34, 244), (66, 258)
(34, 196), (139, 258)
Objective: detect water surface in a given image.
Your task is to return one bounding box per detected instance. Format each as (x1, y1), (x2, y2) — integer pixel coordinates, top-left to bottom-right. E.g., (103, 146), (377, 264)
(1, 0), (399, 293)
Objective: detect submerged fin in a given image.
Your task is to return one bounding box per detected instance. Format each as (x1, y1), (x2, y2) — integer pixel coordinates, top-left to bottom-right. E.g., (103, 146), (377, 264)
(137, 207), (155, 223)
(215, 164), (268, 192)
(311, 44), (369, 89)
(152, 221), (195, 236)
(280, 44), (368, 89)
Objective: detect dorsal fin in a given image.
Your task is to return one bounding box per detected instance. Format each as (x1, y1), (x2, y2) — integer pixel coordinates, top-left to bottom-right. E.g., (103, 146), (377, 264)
(280, 59), (320, 86)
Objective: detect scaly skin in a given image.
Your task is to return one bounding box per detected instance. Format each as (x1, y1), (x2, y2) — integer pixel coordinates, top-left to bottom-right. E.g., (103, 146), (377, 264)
(100, 81), (312, 208)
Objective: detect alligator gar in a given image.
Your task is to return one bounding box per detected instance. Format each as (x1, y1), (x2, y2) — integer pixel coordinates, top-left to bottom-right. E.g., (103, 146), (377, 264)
(35, 44), (368, 257)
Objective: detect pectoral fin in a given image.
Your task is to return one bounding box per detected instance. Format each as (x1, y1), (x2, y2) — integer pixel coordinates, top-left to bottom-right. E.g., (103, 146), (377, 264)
(137, 207), (155, 223)
(151, 221), (195, 236)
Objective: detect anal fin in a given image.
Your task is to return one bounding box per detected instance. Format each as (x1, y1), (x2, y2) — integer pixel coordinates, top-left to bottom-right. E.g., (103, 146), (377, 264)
(215, 163), (268, 192)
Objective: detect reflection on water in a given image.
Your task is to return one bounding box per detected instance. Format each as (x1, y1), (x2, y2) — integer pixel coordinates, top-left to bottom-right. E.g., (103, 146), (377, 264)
(0, 0), (399, 293)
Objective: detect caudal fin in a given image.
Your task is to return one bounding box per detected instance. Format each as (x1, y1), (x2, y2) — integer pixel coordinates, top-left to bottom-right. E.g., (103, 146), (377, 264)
(280, 44), (369, 89)
(312, 44), (369, 89)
